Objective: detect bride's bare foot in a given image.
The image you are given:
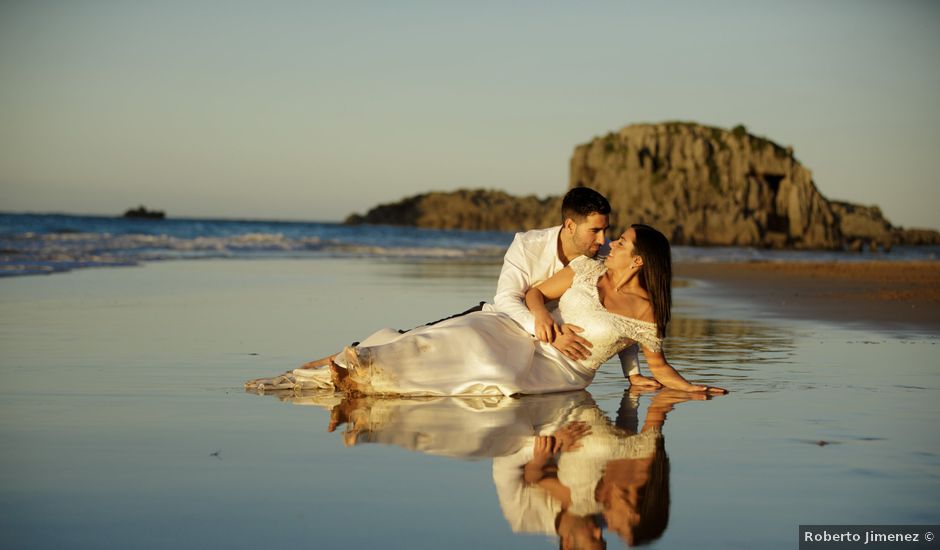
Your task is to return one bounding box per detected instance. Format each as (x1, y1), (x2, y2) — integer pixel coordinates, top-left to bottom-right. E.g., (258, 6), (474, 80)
(628, 373), (662, 389)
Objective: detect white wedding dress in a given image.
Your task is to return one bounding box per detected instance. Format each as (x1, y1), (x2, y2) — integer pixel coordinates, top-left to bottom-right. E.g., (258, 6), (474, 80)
(286, 256), (662, 397)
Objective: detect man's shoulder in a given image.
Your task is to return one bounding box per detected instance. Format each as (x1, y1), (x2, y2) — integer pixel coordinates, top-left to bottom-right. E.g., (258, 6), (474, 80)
(513, 225), (561, 246)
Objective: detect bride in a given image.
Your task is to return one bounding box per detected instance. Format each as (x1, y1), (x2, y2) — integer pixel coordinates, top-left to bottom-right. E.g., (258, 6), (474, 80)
(246, 224), (725, 396)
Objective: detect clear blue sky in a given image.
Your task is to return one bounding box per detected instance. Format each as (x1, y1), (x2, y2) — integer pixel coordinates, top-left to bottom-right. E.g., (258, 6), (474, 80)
(1, 1), (938, 228)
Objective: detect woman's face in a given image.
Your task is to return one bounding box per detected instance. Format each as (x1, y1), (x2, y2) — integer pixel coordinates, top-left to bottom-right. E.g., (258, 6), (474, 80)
(604, 228), (638, 269)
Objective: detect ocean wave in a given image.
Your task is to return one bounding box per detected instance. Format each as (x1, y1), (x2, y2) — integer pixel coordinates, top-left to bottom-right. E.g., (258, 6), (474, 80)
(0, 230), (508, 277)
(1, 213), (936, 278)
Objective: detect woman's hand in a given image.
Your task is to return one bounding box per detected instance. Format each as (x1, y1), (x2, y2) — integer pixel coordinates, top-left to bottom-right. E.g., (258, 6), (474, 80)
(655, 375), (728, 394)
(644, 349), (728, 394)
(525, 269), (575, 343)
(534, 312), (558, 343)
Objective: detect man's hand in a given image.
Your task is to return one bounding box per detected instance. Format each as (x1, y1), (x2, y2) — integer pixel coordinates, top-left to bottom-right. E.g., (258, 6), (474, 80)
(551, 324), (593, 360)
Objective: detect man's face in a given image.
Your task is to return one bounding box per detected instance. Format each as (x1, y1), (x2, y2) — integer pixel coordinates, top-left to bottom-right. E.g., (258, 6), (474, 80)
(569, 213), (609, 258)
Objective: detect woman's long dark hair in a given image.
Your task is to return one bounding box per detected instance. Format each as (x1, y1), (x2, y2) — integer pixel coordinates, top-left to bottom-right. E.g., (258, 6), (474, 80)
(631, 224), (672, 338)
(628, 436), (671, 546)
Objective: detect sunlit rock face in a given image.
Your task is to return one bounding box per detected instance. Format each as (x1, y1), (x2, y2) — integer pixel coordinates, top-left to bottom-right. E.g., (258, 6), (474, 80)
(573, 122), (832, 248)
(346, 122), (938, 249)
(571, 122), (936, 249)
(345, 189), (562, 232)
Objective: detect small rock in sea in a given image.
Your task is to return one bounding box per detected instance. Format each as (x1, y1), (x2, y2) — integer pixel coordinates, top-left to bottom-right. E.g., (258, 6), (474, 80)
(817, 440), (830, 446)
(122, 205), (165, 220)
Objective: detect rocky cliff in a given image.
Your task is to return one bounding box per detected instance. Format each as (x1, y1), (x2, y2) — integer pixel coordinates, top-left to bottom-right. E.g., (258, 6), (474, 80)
(345, 189), (561, 232)
(347, 122), (938, 248)
(571, 122), (937, 249)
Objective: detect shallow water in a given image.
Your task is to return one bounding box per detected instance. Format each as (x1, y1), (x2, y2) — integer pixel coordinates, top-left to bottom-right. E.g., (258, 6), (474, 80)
(0, 259), (937, 549)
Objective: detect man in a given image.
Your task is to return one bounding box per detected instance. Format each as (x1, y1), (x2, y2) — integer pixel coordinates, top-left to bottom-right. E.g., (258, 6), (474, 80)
(482, 187), (660, 388)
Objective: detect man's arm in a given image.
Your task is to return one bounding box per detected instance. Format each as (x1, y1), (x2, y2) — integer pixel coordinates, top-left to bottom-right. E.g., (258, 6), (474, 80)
(620, 343), (661, 387)
(492, 233), (538, 334)
(618, 344), (640, 377)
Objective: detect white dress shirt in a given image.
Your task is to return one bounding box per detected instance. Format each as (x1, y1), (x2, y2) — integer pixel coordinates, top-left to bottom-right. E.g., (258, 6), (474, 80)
(484, 225), (641, 377)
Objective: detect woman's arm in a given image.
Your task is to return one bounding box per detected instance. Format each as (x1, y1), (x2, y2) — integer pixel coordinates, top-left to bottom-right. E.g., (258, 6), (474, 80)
(525, 267), (593, 359)
(524, 267), (574, 343)
(642, 347), (727, 394)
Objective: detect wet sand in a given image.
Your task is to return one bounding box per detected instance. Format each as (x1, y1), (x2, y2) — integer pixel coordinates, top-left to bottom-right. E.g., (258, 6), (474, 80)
(1, 258), (938, 549)
(676, 261), (940, 332)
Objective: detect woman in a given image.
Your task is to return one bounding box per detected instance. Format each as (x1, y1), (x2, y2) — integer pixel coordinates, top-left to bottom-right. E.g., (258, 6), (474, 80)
(528, 223), (719, 394)
(245, 224), (724, 396)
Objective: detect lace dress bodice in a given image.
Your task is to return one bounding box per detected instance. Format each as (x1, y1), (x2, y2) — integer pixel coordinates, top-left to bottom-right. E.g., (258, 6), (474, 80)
(555, 256), (662, 371)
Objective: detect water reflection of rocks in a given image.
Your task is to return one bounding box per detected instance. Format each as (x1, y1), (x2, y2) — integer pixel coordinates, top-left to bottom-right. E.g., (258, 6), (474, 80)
(667, 316), (796, 364)
(662, 316), (799, 392)
(268, 387), (717, 547)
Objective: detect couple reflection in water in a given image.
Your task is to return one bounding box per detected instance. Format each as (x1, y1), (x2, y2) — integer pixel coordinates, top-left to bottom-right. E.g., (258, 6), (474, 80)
(280, 387), (712, 548)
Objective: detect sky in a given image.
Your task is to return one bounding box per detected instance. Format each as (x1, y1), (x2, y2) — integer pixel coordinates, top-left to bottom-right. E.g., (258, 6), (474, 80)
(1, 1), (938, 228)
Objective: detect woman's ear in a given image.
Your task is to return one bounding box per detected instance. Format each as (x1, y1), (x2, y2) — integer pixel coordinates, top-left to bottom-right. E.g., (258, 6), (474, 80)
(633, 255), (644, 268)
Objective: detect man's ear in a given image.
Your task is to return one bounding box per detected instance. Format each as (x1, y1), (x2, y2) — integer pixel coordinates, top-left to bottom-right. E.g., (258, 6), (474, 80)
(563, 218), (577, 232)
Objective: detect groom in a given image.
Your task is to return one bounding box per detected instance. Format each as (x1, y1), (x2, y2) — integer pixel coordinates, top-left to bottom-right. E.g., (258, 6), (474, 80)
(480, 186), (660, 388)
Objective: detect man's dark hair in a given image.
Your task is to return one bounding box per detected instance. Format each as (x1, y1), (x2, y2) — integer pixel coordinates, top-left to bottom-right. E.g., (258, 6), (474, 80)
(561, 187), (611, 223)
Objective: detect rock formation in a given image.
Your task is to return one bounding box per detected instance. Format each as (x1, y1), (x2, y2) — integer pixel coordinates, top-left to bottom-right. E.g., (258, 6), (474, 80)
(123, 205), (165, 220)
(346, 122), (938, 248)
(345, 189), (561, 232)
(570, 122), (937, 249)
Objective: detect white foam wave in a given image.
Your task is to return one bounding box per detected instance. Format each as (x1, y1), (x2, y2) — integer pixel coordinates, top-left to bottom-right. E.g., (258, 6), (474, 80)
(0, 231), (505, 277)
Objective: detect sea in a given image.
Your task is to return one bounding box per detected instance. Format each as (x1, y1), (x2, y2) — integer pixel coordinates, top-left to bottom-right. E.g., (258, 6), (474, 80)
(2, 212), (938, 277)
(1, 212), (938, 549)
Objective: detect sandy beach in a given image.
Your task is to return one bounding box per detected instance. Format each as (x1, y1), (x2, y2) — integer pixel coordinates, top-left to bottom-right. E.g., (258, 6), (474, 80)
(676, 261), (940, 332)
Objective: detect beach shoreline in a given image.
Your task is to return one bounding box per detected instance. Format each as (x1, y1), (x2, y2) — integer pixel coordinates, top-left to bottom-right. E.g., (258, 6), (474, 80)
(675, 260), (940, 332)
